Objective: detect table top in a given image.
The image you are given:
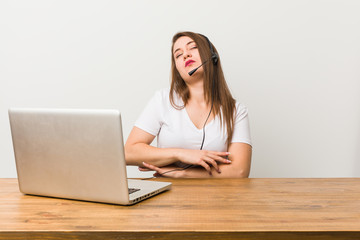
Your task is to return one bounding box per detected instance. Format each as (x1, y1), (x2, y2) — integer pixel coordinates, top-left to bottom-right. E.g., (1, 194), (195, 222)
(1, 178), (360, 239)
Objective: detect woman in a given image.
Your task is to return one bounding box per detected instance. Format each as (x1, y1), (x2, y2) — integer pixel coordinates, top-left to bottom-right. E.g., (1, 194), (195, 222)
(125, 31), (252, 178)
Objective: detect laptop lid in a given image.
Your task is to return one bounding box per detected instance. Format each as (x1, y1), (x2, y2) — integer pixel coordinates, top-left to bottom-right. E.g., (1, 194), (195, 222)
(8, 108), (171, 205)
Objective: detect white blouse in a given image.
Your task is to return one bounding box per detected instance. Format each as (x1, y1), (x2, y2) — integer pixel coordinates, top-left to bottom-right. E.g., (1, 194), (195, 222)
(135, 89), (252, 156)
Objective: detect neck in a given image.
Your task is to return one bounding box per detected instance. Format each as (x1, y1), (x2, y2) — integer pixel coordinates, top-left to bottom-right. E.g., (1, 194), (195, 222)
(187, 80), (206, 105)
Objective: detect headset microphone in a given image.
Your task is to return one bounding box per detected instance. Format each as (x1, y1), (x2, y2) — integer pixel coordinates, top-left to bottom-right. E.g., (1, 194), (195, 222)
(188, 59), (209, 76)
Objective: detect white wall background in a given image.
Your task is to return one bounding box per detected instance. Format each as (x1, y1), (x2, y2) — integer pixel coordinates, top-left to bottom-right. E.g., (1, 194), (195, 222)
(1, 0), (359, 178)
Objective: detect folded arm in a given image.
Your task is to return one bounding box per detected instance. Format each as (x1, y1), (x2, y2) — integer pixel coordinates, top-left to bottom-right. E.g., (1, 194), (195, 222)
(125, 127), (232, 173)
(141, 142), (252, 178)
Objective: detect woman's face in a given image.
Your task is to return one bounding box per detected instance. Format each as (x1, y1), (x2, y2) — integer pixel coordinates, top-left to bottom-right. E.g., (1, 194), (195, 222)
(173, 36), (203, 80)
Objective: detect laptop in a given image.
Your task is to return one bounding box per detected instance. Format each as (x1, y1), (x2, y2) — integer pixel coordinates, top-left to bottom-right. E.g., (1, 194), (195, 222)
(8, 108), (171, 205)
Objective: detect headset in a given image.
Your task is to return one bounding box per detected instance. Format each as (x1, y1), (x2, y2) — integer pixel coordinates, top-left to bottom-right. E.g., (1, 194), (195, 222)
(188, 34), (218, 76)
(202, 34), (219, 66)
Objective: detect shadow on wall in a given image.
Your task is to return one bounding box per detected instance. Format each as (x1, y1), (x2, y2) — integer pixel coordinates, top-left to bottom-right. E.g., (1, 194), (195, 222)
(354, 98), (360, 177)
(355, 126), (360, 177)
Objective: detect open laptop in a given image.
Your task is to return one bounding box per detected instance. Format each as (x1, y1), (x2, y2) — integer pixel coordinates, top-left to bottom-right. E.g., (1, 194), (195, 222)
(8, 108), (171, 205)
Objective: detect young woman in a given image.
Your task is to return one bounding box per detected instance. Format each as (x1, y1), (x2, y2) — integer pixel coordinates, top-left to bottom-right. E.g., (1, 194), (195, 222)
(125, 31), (252, 178)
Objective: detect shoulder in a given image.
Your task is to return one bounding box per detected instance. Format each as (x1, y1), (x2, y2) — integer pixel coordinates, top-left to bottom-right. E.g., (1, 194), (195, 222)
(150, 88), (182, 111)
(148, 88), (170, 105)
(153, 88), (169, 99)
(231, 101), (252, 145)
(234, 102), (248, 117)
(231, 101), (249, 123)
(154, 88), (184, 108)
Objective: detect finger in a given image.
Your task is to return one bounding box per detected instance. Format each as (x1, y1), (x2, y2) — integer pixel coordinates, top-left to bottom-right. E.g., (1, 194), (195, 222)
(143, 162), (175, 177)
(203, 156), (220, 173)
(138, 167), (152, 171)
(142, 162), (162, 172)
(153, 172), (163, 178)
(198, 161), (212, 175)
(208, 153), (232, 164)
(210, 151), (231, 157)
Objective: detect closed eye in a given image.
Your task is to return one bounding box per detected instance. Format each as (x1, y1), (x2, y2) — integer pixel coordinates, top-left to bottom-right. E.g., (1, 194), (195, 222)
(175, 53), (183, 59)
(174, 45), (196, 59)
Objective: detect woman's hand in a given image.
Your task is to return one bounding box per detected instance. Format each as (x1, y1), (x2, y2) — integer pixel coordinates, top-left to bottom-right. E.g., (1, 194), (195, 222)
(175, 149), (231, 174)
(140, 163), (183, 178)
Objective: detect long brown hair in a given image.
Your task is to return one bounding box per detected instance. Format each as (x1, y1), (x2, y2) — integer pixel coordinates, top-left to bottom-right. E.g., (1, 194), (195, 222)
(170, 31), (236, 146)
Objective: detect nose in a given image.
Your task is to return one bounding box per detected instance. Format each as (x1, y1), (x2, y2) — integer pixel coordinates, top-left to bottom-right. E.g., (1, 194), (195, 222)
(183, 49), (192, 60)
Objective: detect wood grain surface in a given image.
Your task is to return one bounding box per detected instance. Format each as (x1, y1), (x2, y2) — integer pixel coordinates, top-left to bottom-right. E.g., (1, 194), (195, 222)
(0, 178), (359, 240)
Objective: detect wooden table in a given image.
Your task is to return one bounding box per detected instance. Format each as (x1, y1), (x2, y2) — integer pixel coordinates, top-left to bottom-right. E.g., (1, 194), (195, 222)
(0, 178), (359, 240)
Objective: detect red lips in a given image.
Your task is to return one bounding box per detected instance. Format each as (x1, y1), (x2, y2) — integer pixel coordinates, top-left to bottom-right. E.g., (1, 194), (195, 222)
(185, 60), (195, 67)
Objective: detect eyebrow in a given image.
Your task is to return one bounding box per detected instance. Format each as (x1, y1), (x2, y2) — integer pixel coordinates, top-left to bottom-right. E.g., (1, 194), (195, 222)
(173, 41), (195, 55)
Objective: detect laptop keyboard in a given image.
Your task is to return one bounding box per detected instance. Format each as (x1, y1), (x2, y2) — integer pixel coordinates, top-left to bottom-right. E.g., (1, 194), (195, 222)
(128, 188), (140, 194)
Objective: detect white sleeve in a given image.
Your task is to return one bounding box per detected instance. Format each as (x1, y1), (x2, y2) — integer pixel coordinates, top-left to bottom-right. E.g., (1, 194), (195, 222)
(134, 90), (164, 136)
(231, 103), (252, 146)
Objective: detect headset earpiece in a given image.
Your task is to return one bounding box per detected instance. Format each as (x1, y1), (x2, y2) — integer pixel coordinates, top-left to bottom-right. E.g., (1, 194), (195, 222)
(212, 52), (219, 65)
(200, 34), (219, 66)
